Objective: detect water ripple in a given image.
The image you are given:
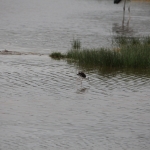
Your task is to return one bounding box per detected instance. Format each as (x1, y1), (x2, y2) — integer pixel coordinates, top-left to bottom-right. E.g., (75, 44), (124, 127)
(0, 55), (150, 150)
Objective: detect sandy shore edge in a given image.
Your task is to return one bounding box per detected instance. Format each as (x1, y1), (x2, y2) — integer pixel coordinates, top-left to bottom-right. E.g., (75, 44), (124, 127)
(0, 50), (45, 56)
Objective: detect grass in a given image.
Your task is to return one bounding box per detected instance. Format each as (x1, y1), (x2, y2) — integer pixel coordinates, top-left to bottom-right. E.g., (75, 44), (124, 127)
(113, 36), (150, 47)
(49, 52), (66, 59)
(50, 36), (150, 68)
(71, 39), (81, 50)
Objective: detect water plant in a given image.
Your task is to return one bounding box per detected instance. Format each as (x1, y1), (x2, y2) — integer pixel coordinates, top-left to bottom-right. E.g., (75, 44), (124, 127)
(50, 36), (150, 68)
(49, 52), (66, 59)
(71, 39), (81, 50)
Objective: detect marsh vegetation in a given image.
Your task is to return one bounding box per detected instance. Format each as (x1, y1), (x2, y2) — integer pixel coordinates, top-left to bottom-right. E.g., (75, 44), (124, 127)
(50, 37), (150, 68)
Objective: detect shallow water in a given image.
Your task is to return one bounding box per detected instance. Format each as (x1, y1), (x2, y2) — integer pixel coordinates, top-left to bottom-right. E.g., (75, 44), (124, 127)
(0, 0), (150, 149)
(0, 55), (150, 150)
(0, 0), (150, 53)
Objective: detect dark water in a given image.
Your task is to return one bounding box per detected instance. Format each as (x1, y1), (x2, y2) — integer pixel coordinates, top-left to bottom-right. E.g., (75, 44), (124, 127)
(0, 0), (150, 150)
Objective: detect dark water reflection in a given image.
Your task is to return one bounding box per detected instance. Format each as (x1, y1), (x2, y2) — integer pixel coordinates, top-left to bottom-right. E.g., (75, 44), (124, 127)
(111, 1), (150, 36)
(112, 23), (135, 36)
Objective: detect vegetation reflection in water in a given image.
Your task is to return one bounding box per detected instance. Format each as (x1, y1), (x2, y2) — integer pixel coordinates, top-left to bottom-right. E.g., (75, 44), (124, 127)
(50, 36), (150, 69)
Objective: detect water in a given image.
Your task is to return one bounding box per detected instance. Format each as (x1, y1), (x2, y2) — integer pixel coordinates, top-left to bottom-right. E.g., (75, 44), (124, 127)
(0, 0), (150, 149)
(0, 0), (150, 53)
(0, 55), (150, 150)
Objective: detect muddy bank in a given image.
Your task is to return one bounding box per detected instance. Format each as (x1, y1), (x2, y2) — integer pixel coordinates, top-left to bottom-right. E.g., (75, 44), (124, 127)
(0, 50), (44, 56)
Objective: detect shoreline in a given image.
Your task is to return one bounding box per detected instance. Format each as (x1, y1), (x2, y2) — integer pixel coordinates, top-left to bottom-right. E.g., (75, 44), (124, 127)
(0, 50), (45, 56)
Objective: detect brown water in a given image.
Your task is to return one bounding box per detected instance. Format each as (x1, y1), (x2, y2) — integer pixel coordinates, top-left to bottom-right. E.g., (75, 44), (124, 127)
(0, 0), (150, 149)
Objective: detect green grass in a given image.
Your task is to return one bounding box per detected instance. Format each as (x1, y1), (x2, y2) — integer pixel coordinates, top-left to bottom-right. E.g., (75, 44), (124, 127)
(66, 48), (121, 67)
(71, 39), (81, 50)
(113, 36), (150, 47)
(50, 36), (150, 68)
(49, 52), (66, 59)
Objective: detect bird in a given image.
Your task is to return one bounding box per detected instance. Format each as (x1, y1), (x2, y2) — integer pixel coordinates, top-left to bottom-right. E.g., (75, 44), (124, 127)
(77, 71), (86, 78)
(77, 71), (89, 86)
(114, 0), (122, 4)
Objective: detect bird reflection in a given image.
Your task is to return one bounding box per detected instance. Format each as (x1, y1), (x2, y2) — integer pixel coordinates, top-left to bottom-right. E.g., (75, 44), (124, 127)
(76, 87), (89, 94)
(114, 0), (131, 25)
(113, 0), (134, 35)
(77, 71), (89, 87)
(112, 23), (134, 36)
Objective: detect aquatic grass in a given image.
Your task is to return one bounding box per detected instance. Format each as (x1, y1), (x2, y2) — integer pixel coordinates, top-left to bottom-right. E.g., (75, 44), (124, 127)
(67, 48), (123, 67)
(113, 36), (142, 47)
(71, 39), (81, 50)
(113, 36), (150, 46)
(67, 38), (150, 68)
(49, 52), (66, 59)
(50, 36), (150, 68)
(143, 36), (150, 45)
(120, 44), (150, 68)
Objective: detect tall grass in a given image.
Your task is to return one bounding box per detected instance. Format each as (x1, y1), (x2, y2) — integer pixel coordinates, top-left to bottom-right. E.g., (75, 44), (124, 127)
(67, 48), (121, 67)
(49, 52), (66, 59)
(66, 36), (150, 68)
(71, 39), (81, 50)
(50, 36), (150, 68)
(113, 36), (150, 47)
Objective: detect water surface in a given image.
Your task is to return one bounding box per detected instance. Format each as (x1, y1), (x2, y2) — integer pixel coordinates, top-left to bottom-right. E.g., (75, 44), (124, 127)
(0, 0), (150, 53)
(0, 55), (150, 150)
(0, 0), (150, 149)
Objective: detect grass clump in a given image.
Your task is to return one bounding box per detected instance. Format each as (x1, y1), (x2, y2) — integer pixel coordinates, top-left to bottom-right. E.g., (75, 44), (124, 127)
(66, 48), (122, 67)
(49, 52), (66, 59)
(71, 39), (81, 50)
(120, 44), (150, 68)
(113, 36), (150, 47)
(50, 36), (150, 68)
(113, 36), (142, 47)
(67, 36), (150, 68)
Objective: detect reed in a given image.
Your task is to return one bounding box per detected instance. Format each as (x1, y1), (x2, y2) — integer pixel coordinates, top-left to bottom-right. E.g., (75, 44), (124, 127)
(71, 39), (81, 50)
(50, 36), (150, 68)
(49, 52), (66, 59)
(120, 44), (150, 68)
(113, 36), (142, 47)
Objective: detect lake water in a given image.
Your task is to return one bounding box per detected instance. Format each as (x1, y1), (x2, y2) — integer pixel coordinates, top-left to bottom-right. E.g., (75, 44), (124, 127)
(0, 0), (150, 150)
(0, 0), (150, 53)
